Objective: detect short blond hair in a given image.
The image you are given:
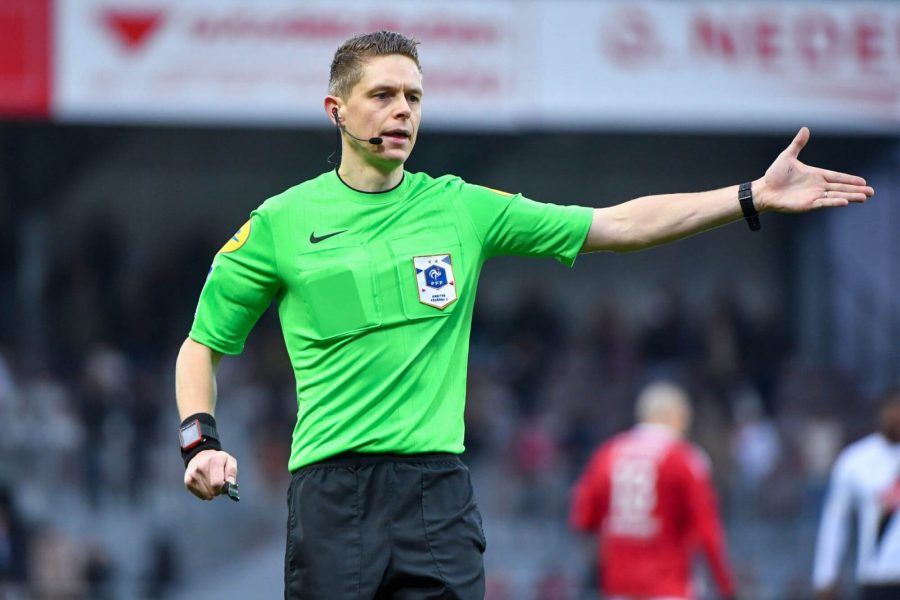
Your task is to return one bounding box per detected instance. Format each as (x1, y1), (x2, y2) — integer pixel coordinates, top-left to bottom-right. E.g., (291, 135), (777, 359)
(329, 31), (421, 98)
(635, 381), (691, 424)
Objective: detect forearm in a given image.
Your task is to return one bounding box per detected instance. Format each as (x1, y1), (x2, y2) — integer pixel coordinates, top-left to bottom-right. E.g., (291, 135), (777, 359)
(175, 337), (223, 419)
(583, 178), (766, 253)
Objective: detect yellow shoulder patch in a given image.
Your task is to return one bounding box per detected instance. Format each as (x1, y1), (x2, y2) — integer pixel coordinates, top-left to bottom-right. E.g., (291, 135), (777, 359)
(219, 220), (251, 253)
(484, 186), (513, 197)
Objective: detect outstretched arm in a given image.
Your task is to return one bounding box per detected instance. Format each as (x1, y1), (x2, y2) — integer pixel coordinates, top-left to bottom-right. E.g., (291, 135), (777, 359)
(582, 127), (875, 253)
(175, 337), (238, 501)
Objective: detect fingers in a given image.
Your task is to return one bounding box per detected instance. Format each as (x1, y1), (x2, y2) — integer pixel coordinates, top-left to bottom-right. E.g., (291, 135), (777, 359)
(820, 178), (875, 205)
(786, 126), (809, 158)
(824, 185), (875, 203)
(825, 182), (872, 195)
(183, 450), (238, 501)
(826, 193), (870, 203)
(815, 187), (870, 207)
(821, 167), (871, 189)
(224, 455), (238, 486)
(814, 197), (850, 209)
(184, 461), (215, 500)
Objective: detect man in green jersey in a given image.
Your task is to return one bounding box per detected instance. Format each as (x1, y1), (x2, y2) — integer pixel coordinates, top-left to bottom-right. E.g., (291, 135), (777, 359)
(175, 31), (874, 599)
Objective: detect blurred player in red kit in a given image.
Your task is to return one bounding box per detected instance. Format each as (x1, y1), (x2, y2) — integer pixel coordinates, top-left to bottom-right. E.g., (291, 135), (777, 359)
(570, 381), (736, 600)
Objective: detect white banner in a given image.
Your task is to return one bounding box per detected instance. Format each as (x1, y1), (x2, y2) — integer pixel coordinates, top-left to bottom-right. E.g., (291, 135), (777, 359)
(535, 1), (900, 132)
(55, 0), (900, 132)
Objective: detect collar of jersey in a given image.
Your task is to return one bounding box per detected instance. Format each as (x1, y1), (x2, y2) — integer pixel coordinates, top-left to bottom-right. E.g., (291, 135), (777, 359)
(635, 422), (680, 438)
(333, 169), (409, 205)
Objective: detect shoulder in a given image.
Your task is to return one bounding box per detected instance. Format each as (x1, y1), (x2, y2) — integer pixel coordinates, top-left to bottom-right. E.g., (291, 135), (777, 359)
(408, 171), (457, 185)
(407, 171), (516, 199)
(669, 440), (712, 478)
(585, 434), (624, 467)
(256, 171), (334, 216)
(405, 171), (464, 195)
(833, 434), (881, 473)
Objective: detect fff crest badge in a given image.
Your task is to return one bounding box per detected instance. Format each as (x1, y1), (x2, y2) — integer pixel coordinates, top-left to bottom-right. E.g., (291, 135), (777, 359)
(413, 254), (457, 309)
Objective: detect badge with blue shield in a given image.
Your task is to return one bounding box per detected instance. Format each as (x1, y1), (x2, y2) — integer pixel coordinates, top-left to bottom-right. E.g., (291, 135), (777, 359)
(413, 254), (457, 309)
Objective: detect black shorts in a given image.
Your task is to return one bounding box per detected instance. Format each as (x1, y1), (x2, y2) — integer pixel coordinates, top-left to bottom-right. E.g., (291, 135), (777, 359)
(284, 452), (487, 600)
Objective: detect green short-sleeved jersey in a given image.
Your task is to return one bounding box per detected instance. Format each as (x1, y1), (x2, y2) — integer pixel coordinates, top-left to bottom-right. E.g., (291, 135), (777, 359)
(191, 170), (592, 470)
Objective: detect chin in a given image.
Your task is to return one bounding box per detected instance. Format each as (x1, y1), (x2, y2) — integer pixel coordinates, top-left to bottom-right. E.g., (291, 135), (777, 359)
(372, 153), (406, 170)
(379, 151), (409, 164)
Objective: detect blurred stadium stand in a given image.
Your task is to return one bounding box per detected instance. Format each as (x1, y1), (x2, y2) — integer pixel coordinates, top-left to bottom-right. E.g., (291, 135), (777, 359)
(2, 125), (896, 599)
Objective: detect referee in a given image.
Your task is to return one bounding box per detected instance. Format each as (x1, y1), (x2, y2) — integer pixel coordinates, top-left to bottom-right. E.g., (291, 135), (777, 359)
(175, 31), (874, 599)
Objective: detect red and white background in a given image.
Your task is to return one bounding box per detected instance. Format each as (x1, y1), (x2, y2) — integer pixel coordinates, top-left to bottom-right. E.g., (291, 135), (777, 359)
(3, 0), (898, 131)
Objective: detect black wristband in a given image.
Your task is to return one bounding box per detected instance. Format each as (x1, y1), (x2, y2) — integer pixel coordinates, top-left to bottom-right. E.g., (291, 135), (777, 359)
(738, 181), (761, 231)
(180, 412), (222, 468)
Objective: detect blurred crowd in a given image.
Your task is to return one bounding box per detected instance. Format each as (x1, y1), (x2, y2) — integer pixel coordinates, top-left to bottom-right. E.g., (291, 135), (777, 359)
(0, 220), (881, 599)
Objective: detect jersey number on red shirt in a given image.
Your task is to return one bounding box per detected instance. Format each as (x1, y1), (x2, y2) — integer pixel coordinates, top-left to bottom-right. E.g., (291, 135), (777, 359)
(610, 457), (660, 538)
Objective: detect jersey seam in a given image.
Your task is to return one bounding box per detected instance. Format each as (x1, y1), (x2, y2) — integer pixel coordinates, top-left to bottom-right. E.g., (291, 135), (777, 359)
(485, 194), (521, 258)
(457, 183), (501, 261)
(257, 209), (281, 283)
(187, 331), (241, 356)
(573, 205), (594, 262)
(354, 468), (362, 600)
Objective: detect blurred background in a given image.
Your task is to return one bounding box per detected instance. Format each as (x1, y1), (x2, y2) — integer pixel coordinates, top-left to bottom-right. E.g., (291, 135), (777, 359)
(1, 1), (898, 598)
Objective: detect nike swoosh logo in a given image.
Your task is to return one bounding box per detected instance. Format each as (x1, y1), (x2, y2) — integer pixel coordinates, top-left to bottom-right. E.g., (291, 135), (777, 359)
(309, 230), (348, 244)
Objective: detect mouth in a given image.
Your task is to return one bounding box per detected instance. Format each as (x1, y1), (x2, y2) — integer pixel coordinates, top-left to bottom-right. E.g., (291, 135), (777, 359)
(381, 129), (412, 142)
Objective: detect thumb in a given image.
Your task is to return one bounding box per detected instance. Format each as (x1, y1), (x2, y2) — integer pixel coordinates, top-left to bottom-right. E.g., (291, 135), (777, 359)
(786, 126), (809, 158)
(224, 455), (238, 485)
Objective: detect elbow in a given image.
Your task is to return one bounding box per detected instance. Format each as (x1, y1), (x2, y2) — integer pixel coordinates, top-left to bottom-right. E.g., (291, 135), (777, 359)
(178, 337), (223, 370)
(587, 208), (648, 253)
(597, 232), (648, 254)
(607, 240), (645, 253)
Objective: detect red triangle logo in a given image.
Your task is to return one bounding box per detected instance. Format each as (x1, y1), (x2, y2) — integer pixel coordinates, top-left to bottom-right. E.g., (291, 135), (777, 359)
(102, 10), (164, 52)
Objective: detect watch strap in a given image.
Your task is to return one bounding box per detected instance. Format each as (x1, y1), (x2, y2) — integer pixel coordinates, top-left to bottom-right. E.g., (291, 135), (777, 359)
(180, 413), (223, 468)
(738, 181), (761, 231)
(180, 421), (219, 448)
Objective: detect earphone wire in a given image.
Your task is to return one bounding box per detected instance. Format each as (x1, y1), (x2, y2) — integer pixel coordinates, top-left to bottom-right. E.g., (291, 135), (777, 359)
(326, 125), (341, 167)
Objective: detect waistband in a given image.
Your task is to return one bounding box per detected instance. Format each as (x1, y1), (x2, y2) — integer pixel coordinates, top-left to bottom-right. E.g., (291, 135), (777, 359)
(295, 451), (461, 472)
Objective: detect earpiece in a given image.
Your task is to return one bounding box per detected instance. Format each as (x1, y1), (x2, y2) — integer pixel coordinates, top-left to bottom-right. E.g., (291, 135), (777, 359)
(331, 107), (382, 145)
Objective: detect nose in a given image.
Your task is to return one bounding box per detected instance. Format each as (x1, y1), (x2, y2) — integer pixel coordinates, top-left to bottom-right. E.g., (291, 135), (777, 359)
(393, 96), (412, 119)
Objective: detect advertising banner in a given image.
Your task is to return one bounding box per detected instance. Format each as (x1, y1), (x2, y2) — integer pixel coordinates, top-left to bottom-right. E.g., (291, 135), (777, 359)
(55, 0), (521, 127)
(54, 0), (900, 132)
(0, 0), (50, 118)
(535, 1), (900, 132)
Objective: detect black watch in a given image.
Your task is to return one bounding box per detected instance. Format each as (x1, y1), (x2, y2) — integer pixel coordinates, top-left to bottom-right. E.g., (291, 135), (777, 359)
(179, 413), (222, 467)
(179, 417), (220, 450)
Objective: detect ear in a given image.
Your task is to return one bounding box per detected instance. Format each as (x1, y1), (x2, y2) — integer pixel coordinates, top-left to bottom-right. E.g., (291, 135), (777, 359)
(324, 96), (342, 125)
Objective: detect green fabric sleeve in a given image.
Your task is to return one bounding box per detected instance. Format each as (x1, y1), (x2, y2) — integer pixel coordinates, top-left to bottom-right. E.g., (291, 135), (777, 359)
(189, 210), (281, 355)
(458, 183), (594, 267)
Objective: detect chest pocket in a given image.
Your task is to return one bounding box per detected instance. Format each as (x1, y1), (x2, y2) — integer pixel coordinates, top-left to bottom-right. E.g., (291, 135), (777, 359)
(296, 244), (381, 340)
(388, 226), (463, 321)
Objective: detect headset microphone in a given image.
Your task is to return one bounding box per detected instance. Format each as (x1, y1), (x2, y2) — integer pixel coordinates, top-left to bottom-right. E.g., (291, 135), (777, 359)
(332, 108), (383, 145)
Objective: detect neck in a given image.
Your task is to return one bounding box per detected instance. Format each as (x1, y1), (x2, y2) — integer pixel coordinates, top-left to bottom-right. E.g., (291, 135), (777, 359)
(337, 152), (404, 192)
(641, 420), (685, 437)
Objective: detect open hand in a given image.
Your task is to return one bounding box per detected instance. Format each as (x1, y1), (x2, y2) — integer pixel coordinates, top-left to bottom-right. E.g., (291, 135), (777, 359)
(760, 127), (874, 213)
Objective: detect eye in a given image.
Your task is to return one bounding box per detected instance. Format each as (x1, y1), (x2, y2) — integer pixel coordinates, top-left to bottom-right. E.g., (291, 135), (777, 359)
(374, 92), (390, 101)
(407, 94), (420, 104)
